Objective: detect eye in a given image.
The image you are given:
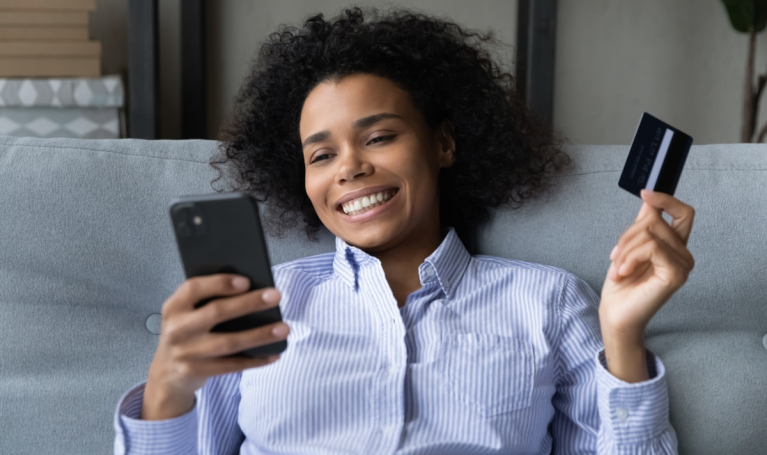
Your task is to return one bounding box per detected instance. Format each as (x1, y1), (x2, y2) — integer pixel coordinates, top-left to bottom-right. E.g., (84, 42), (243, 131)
(368, 134), (395, 145)
(310, 153), (333, 164)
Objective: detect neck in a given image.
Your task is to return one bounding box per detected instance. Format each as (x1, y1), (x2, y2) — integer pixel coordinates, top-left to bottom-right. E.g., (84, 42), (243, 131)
(369, 223), (443, 308)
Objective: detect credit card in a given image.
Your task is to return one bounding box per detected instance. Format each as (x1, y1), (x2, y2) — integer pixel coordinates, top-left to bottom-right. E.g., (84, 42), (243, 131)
(619, 112), (693, 197)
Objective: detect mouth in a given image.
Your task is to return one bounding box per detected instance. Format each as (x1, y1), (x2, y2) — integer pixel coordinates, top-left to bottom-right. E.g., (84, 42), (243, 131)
(337, 188), (399, 217)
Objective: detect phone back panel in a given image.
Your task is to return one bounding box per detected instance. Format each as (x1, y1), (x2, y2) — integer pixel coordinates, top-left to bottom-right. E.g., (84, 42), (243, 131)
(169, 192), (286, 356)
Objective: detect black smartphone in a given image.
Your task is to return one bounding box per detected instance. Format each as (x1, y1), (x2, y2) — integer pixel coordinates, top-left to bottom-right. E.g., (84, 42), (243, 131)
(169, 192), (286, 357)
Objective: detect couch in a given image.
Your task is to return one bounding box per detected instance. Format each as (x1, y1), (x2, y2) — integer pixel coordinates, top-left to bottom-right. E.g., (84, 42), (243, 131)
(0, 135), (765, 454)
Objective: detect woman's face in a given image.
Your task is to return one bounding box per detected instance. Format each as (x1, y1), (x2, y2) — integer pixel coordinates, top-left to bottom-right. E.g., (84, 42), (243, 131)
(299, 73), (453, 252)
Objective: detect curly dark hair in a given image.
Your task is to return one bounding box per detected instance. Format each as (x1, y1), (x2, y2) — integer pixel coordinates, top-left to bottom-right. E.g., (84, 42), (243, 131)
(211, 7), (569, 244)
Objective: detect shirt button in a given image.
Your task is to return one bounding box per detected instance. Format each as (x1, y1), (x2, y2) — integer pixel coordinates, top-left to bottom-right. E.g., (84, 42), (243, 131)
(616, 407), (629, 420)
(424, 267), (435, 277)
(145, 313), (162, 335)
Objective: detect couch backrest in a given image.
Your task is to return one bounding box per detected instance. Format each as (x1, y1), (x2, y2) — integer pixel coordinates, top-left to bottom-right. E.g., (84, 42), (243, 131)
(0, 136), (764, 454)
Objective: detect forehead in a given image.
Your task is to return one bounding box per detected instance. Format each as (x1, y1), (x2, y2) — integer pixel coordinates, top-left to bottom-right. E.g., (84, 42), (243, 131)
(299, 74), (420, 138)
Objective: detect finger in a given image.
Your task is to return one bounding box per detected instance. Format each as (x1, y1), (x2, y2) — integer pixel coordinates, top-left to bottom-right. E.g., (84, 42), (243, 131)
(612, 210), (694, 270)
(168, 287), (281, 341)
(612, 207), (665, 261)
(642, 215), (694, 270)
(614, 232), (692, 288)
(606, 261), (621, 282)
(640, 190), (695, 244)
(164, 274), (252, 317)
(634, 201), (661, 224)
(191, 287), (281, 333)
(615, 228), (686, 276)
(613, 211), (656, 261)
(611, 229), (655, 281)
(186, 322), (290, 359)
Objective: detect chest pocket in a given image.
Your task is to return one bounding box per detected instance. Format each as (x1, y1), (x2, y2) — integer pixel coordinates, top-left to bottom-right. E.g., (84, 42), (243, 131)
(439, 333), (535, 417)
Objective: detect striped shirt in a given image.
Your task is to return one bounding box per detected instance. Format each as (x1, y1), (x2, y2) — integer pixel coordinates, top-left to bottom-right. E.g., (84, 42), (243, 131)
(114, 227), (677, 454)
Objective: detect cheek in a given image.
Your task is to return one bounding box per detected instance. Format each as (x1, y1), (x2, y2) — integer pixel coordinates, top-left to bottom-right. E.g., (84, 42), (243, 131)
(396, 150), (441, 199)
(304, 171), (330, 213)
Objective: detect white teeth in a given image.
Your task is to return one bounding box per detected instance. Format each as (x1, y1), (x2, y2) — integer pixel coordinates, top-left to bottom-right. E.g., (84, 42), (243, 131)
(341, 190), (396, 216)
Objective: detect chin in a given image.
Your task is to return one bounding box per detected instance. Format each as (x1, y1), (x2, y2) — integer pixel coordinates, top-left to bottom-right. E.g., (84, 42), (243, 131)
(336, 223), (403, 252)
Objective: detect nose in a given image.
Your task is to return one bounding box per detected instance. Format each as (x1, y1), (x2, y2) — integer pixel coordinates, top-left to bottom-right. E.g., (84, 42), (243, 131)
(336, 146), (373, 182)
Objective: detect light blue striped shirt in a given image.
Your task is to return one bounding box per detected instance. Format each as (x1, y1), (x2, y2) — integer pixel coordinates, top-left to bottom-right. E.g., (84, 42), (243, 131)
(114, 228), (677, 454)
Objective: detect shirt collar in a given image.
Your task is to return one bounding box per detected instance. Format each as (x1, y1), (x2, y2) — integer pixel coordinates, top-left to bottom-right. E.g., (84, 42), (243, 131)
(332, 236), (376, 292)
(332, 227), (471, 298)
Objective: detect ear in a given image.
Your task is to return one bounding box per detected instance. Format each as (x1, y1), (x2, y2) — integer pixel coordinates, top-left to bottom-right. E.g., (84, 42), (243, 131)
(436, 121), (455, 168)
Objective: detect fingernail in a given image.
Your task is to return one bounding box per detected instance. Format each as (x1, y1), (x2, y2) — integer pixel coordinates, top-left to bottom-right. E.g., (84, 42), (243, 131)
(262, 289), (280, 304)
(232, 276), (249, 289)
(618, 263), (629, 276)
(272, 323), (289, 337)
(608, 262), (617, 280)
(610, 245), (618, 260)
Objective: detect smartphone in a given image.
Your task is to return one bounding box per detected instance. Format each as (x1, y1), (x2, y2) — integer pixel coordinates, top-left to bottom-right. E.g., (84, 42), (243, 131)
(169, 192), (286, 357)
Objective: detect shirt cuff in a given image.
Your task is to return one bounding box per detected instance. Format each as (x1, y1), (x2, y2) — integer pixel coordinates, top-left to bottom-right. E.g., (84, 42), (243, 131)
(113, 381), (198, 455)
(595, 349), (671, 445)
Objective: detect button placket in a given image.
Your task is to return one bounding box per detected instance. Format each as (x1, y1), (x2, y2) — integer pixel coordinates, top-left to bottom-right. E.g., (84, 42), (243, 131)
(367, 264), (406, 454)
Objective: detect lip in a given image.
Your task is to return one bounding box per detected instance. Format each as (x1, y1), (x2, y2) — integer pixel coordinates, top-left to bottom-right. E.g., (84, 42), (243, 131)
(334, 185), (399, 211)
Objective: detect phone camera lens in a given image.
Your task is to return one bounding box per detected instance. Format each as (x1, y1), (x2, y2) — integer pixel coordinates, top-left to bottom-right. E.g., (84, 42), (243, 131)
(177, 221), (192, 238)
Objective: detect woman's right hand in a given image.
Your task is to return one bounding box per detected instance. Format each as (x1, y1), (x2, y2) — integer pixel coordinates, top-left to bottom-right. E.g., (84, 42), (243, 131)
(142, 274), (289, 420)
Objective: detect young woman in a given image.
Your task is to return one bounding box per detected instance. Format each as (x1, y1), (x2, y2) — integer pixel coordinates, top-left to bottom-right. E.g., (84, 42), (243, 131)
(115, 8), (694, 454)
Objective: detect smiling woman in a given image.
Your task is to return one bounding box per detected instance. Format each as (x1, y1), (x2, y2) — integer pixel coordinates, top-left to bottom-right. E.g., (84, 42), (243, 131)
(115, 7), (693, 455)
(300, 74), (455, 305)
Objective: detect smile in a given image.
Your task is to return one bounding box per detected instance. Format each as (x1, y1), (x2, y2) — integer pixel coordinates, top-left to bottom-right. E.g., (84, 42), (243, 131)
(340, 189), (398, 216)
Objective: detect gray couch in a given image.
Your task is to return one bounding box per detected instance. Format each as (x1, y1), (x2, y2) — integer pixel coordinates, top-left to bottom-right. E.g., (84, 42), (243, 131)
(0, 135), (764, 454)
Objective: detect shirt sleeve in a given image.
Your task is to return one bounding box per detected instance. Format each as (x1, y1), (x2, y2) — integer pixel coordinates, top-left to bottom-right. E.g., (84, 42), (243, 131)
(549, 274), (679, 454)
(113, 372), (244, 455)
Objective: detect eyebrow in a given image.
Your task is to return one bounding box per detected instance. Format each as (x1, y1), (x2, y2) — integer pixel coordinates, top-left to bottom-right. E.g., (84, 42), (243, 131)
(353, 112), (401, 129)
(301, 112), (402, 148)
(302, 131), (331, 148)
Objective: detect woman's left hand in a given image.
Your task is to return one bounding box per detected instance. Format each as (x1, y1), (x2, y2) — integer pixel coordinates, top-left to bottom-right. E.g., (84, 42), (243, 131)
(599, 189), (695, 381)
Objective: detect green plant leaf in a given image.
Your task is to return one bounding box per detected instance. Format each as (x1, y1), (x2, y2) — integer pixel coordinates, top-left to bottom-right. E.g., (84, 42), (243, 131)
(721, 0), (767, 33)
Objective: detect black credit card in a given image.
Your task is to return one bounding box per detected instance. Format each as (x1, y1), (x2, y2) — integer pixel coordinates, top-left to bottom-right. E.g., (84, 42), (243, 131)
(619, 112), (693, 197)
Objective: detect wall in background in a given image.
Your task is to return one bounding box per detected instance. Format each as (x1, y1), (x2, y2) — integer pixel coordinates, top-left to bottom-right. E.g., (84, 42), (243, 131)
(89, 0), (767, 145)
(554, 0), (760, 145)
(205, 0), (517, 139)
